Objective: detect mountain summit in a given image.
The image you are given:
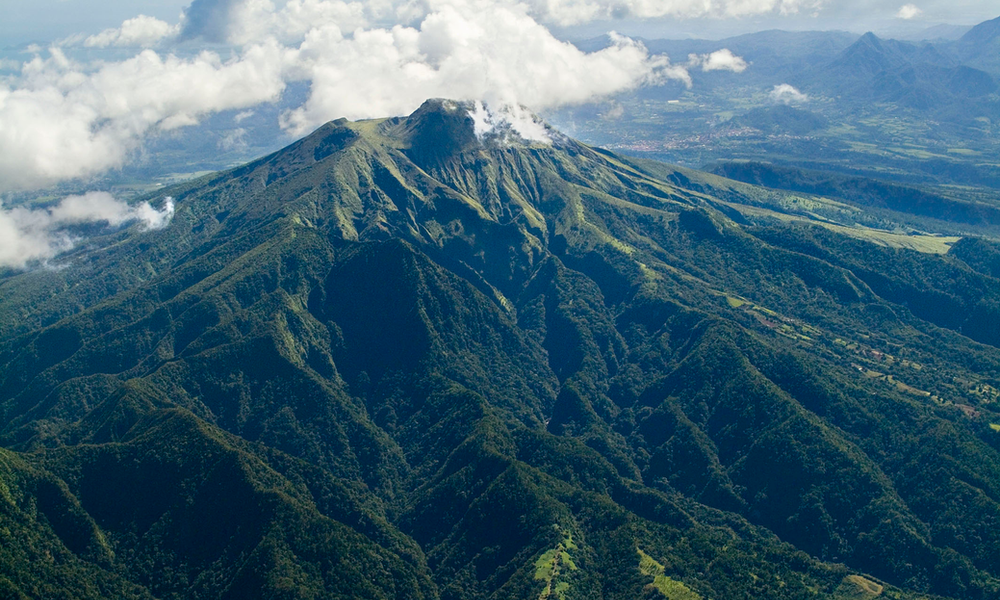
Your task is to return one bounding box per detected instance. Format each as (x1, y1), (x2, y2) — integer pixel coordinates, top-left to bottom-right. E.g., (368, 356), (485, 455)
(827, 31), (908, 78)
(1, 101), (1000, 600)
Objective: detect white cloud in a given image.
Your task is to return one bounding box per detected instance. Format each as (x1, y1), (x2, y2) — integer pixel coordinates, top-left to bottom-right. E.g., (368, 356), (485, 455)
(689, 49), (748, 73)
(769, 83), (808, 104)
(0, 193), (174, 269)
(279, 9), (688, 135)
(85, 15), (180, 48)
(0, 43), (288, 191)
(896, 4), (922, 19)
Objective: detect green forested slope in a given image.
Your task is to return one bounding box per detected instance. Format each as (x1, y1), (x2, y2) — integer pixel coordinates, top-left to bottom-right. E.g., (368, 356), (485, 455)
(1, 99), (999, 599)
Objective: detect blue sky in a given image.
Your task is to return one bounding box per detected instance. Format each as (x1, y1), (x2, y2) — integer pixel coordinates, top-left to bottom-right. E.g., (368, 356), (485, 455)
(2, 1), (187, 47)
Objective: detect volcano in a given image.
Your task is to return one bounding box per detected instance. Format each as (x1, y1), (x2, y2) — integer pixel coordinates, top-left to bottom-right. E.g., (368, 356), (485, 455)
(1, 99), (1000, 600)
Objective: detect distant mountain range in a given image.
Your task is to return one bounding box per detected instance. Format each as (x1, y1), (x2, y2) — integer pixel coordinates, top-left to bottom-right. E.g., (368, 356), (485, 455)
(656, 17), (1000, 115)
(2, 100), (1000, 599)
(805, 29), (999, 114)
(579, 15), (1000, 85)
(550, 14), (1000, 196)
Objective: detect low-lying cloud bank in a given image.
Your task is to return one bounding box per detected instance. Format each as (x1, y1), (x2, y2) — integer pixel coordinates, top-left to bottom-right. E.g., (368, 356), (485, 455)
(0, 0), (801, 191)
(0, 44), (286, 191)
(0, 193), (175, 268)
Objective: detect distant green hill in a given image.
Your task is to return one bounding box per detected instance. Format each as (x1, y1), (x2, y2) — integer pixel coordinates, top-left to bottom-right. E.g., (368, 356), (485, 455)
(2, 100), (1000, 599)
(730, 105), (829, 136)
(707, 160), (1000, 226)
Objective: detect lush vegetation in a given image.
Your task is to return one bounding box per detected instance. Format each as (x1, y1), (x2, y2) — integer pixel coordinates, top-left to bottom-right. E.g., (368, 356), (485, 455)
(2, 99), (1000, 599)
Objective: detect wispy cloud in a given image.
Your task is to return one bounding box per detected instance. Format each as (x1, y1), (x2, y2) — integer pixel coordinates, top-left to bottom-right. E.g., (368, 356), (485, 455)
(492, 0), (825, 26)
(85, 15), (180, 48)
(0, 193), (174, 269)
(470, 101), (552, 143)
